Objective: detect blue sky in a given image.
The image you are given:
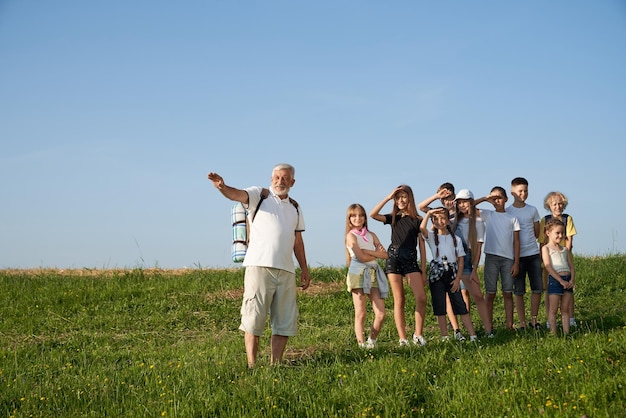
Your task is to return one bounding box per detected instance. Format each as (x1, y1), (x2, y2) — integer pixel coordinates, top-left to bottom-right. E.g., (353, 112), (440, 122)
(1, 1), (625, 269)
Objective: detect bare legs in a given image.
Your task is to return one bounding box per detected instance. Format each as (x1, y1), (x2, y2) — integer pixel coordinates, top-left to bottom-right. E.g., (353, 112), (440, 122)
(244, 333), (259, 368)
(503, 292), (514, 329)
(370, 291), (386, 340)
(436, 315), (449, 336)
(460, 313), (476, 336)
(351, 288), (385, 344)
(485, 291), (514, 331)
(270, 335), (288, 364)
(515, 294), (527, 327)
(461, 274), (490, 331)
(352, 290), (368, 344)
(549, 293), (573, 335)
(445, 294), (460, 332)
(388, 273), (408, 340)
(245, 333), (289, 368)
(388, 272), (427, 341)
(406, 272), (427, 339)
(485, 293), (495, 333)
(530, 292), (541, 326)
(515, 292), (541, 328)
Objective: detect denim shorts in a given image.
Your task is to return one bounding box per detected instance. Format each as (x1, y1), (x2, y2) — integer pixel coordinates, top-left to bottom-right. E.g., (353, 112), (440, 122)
(484, 254), (514, 294)
(548, 274), (573, 296)
(462, 251), (473, 274)
(385, 245), (422, 275)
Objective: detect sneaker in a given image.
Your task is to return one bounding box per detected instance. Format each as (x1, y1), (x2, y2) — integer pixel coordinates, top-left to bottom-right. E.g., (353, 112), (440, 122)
(546, 321), (550, 330)
(358, 342), (367, 349)
(365, 338), (377, 349)
(486, 330), (495, 339)
(399, 339), (410, 347)
(470, 335), (478, 342)
(454, 330), (466, 341)
(441, 335), (450, 342)
(570, 318), (578, 327)
(412, 334), (427, 346)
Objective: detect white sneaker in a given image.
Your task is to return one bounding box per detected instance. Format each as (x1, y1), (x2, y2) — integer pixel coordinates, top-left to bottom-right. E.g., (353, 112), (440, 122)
(441, 335), (450, 342)
(412, 334), (427, 346)
(454, 330), (466, 341)
(365, 338), (377, 349)
(469, 335), (478, 342)
(546, 321), (550, 330)
(399, 339), (410, 347)
(570, 318), (577, 327)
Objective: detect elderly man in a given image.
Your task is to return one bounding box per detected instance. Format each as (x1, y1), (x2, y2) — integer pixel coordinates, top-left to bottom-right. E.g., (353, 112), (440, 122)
(208, 163), (311, 368)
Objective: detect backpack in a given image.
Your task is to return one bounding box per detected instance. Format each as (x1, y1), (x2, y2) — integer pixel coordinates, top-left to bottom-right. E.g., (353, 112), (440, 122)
(544, 213), (569, 229)
(231, 188), (299, 263)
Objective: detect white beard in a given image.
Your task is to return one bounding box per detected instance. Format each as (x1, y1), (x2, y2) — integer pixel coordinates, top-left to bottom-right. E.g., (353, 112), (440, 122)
(271, 185), (290, 197)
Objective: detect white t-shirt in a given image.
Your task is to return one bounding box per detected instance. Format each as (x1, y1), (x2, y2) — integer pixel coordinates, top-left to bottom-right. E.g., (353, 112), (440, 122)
(506, 204), (540, 257)
(243, 186), (305, 273)
(480, 209), (520, 260)
(424, 231), (465, 263)
(455, 216), (485, 249)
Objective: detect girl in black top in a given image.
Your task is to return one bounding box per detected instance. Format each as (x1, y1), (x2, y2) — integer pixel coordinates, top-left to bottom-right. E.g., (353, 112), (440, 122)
(370, 185), (428, 346)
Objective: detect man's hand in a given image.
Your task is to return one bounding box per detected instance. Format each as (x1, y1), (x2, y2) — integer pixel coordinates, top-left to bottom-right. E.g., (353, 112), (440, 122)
(299, 270), (311, 290)
(208, 172), (224, 190)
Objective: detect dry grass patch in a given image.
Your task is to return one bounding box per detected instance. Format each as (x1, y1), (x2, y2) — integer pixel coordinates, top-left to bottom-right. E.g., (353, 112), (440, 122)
(304, 280), (343, 296)
(0, 267), (239, 277)
(203, 277), (342, 303)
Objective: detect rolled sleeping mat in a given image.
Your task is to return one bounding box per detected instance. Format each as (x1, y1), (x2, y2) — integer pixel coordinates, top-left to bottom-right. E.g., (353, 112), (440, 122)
(231, 202), (247, 262)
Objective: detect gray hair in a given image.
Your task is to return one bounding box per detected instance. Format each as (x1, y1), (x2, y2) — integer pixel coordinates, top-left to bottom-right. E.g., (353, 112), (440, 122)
(273, 163), (295, 176)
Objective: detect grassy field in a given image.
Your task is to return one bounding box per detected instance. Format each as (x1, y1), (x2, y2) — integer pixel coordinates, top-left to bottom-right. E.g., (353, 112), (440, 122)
(1, 254), (625, 417)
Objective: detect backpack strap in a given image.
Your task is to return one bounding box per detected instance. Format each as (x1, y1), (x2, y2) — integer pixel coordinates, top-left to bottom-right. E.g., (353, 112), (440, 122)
(288, 197), (299, 212)
(250, 188), (299, 222)
(545, 213), (568, 229)
(250, 188), (270, 222)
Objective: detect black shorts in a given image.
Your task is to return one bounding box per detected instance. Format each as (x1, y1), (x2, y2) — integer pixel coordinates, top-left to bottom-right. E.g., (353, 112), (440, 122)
(385, 245), (422, 275)
(430, 276), (468, 316)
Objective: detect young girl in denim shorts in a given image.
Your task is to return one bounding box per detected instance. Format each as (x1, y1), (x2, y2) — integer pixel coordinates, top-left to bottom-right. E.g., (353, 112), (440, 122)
(541, 217), (576, 335)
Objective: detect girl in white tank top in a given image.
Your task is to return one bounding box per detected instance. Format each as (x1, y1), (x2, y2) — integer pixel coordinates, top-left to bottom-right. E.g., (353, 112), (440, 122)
(541, 218), (576, 335)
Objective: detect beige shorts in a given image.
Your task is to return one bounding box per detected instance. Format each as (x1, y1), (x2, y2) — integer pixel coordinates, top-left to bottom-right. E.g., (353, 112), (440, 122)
(346, 268), (380, 292)
(239, 266), (298, 337)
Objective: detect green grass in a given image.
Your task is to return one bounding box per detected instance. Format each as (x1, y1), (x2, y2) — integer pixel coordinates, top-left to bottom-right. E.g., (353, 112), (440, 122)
(1, 256), (625, 417)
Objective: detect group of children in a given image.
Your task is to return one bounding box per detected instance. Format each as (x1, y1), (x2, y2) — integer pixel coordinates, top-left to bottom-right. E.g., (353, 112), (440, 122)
(344, 178), (577, 349)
